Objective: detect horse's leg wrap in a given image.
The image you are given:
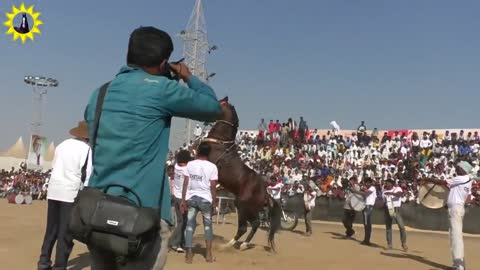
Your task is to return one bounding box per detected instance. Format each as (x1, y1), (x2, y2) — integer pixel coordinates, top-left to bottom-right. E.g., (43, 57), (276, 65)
(226, 238), (237, 246)
(240, 242), (251, 251)
(242, 218), (260, 250)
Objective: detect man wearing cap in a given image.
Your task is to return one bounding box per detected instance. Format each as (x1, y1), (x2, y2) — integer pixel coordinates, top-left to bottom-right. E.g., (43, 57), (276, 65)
(422, 161), (474, 270)
(38, 121), (92, 270)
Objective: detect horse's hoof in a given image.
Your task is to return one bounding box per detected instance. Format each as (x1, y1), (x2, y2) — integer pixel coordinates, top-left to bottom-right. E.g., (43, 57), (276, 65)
(220, 239), (236, 250)
(240, 242), (252, 251)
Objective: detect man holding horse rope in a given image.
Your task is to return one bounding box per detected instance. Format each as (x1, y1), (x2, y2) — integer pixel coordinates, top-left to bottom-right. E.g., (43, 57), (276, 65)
(421, 161), (474, 270)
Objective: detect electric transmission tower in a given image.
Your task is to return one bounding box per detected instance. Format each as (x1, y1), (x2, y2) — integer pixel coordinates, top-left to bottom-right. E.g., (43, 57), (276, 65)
(178, 0), (217, 145)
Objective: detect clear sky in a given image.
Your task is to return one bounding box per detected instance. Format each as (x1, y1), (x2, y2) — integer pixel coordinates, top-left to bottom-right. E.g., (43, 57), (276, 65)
(0, 0), (479, 151)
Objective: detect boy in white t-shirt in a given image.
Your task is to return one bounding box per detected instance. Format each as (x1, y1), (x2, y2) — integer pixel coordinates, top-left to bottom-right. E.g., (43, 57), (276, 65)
(168, 150), (192, 253)
(181, 142), (218, 264)
(352, 178), (376, 246)
(382, 179), (408, 251)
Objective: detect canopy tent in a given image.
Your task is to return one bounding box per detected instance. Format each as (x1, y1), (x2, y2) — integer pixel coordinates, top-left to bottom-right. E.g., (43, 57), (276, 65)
(3, 137), (27, 159)
(0, 137), (54, 170)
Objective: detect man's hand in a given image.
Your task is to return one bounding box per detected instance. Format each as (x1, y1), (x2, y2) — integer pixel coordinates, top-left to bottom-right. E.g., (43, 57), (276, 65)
(180, 200), (188, 214)
(211, 200), (218, 214)
(169, 62), (192, 82)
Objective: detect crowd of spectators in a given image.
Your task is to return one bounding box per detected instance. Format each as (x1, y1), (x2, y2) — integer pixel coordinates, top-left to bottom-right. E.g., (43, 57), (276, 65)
(4, 119), (480, 207)
(0, 163), (49, 200)
(170, 118), (480, 207)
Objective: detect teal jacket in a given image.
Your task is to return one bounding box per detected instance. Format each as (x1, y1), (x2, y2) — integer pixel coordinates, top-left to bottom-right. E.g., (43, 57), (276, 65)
(84, 66), (221, 223)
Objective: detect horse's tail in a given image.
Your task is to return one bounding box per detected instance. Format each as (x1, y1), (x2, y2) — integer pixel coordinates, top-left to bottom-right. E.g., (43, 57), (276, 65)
(268, 196), (282, 253)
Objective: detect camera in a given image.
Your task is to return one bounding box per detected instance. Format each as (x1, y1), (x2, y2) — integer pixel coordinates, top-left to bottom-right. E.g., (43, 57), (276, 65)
(165, 58), (185, 81)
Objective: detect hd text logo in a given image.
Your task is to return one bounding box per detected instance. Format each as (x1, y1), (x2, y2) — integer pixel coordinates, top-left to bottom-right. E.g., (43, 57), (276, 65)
(3, 3), (43, 44)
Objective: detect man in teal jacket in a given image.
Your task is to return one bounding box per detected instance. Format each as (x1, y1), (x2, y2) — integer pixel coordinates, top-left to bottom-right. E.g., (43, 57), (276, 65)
(84, 26), (221, 270)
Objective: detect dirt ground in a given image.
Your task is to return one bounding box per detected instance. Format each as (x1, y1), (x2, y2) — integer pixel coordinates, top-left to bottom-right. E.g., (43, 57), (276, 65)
(1, 201), (479, 270)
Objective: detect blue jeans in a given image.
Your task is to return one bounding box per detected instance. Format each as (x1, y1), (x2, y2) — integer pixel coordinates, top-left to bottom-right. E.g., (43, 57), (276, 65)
(362, 205), (374, 243)
(169, 197), (187, 248)
(185, 196), (213, 248)
(384, 207), (407, 246)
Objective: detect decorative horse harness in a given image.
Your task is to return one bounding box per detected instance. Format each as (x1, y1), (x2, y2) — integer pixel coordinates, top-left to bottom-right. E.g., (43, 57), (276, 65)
(202, 120), (237, 164)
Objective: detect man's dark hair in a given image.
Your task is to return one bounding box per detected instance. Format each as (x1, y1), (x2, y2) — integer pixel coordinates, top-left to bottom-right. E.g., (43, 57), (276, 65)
(197, 142), (211, 157)
(364, 178), (374, 184)
(176, 150), (192, 164)
(127, 26), (173, 67)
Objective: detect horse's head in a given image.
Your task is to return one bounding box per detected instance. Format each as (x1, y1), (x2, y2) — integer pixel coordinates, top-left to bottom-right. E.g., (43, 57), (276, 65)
(207, 96), (239, 141)
(218, 96), (239, 128)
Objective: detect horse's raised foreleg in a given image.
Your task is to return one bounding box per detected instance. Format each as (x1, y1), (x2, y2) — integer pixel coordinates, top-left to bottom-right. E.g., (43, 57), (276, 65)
(240, 217), (260, 251)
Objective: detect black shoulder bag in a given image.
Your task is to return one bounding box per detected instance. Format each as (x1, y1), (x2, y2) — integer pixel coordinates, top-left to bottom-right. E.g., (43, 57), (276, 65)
(68, 82), (160, 257)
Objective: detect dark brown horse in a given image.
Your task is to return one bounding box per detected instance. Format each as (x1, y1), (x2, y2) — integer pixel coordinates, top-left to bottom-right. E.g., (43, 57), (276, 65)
(203, 96), (282, 252)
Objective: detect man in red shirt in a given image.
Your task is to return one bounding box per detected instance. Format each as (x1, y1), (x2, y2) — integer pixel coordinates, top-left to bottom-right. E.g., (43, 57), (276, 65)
(268, 120), (276, 134)
(275, 120), (281, 133)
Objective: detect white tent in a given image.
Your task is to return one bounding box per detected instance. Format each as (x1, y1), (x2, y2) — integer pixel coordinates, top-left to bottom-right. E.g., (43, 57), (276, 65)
(6, 137), (27, 158)
(0, 137), (27, 170)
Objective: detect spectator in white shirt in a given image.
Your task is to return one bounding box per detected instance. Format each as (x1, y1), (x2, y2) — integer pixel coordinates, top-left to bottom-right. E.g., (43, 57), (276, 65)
(303, 185), (317, 237)
(194, 124), (203, 140)
(288, 181), (304, 196)
(352, 178), (376, 246)
(38, 121), (92, 270)
(168, 150), (192, 253)
(382, 179), (408, 251)
(422, 161), (473, 270)
(267, 177), (284, 203)
(420, 133), (433, 157)
(292, 169), (303, 183)
(342, 177), (361, 238)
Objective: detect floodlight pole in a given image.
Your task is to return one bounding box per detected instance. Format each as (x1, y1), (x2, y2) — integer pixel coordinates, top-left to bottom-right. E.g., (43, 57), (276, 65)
(24, 76), (59, 135)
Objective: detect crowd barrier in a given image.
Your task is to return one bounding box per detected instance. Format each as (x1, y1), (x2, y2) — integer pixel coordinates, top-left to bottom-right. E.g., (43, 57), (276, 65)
(284, 195), (480, 234)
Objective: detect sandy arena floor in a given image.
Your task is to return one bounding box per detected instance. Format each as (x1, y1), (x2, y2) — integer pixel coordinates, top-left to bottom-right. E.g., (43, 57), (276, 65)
(0, 200), (479, 270)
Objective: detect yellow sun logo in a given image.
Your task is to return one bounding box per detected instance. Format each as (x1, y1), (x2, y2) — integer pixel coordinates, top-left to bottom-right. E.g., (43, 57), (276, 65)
(3, 3), (43, 44)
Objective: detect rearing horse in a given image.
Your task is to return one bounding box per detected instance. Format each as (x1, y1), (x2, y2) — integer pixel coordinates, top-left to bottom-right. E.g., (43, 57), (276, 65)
(203, 96), (282, 252)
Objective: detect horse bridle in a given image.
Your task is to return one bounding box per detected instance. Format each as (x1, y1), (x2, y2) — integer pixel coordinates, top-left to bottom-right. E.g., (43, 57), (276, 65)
(203, 119), (237, 144)
(203, 119), (237, 163)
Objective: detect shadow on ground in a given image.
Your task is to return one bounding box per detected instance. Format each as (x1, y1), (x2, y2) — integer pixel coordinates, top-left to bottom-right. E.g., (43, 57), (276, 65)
(380, 252), (450, 270)
(324, 232), (384, 249)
